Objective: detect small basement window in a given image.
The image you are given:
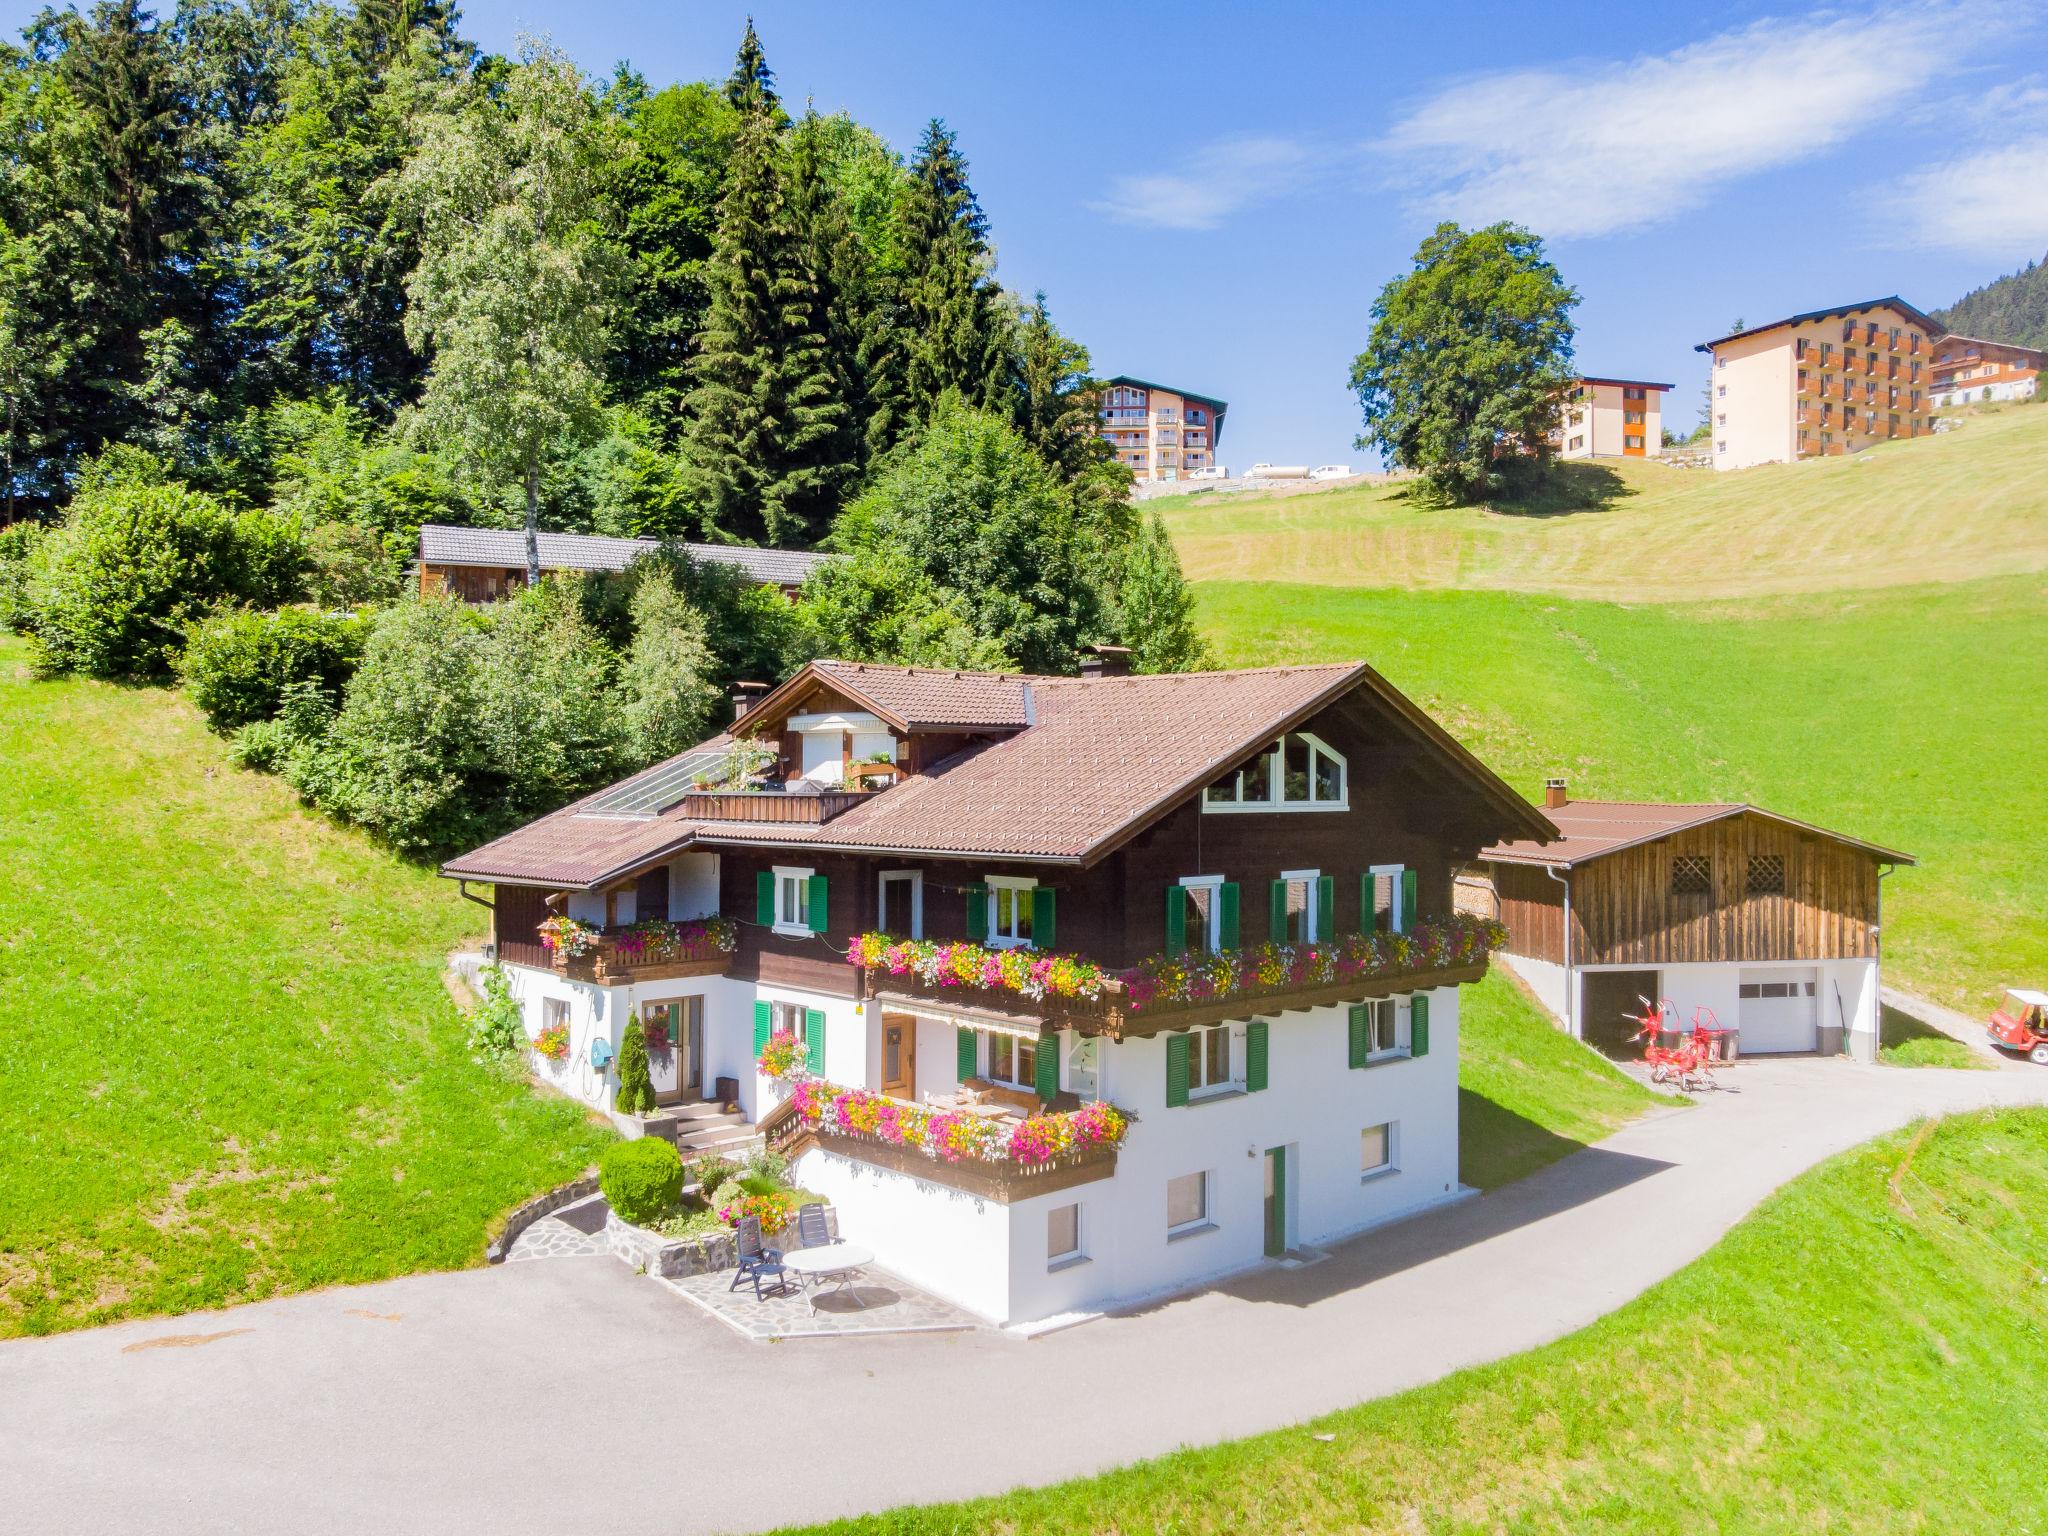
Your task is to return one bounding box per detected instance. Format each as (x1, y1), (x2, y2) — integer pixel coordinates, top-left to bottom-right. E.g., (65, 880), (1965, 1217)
(1670, 855), (1713, 897)
(1047, 1203), (1083, 1267)
(1745, 854), (1786, 895)
(1166, 1171), (1209, 1235)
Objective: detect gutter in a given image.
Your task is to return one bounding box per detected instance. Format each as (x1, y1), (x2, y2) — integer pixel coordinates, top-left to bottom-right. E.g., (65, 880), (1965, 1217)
(1545, 863), (1576, 1038)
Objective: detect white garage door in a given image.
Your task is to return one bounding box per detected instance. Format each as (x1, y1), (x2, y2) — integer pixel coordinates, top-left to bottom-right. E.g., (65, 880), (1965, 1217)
(1738, 968), (1818, 1053)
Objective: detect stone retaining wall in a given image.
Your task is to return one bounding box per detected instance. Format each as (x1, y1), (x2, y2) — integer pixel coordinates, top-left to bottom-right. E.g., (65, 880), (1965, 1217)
(486, 1172), (600, 1264)
(604, 1206), (839, 1280)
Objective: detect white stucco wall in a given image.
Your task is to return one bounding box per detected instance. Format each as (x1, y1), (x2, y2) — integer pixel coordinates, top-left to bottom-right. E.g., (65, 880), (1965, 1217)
(1503, 953), (1568, 1024)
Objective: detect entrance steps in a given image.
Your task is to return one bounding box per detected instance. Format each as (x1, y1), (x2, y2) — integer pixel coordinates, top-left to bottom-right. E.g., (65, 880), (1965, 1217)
(648, 1099), (764, 1165)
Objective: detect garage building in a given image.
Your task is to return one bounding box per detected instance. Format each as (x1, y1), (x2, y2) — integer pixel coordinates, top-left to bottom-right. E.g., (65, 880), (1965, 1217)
(1464, 783), (1913, 1064)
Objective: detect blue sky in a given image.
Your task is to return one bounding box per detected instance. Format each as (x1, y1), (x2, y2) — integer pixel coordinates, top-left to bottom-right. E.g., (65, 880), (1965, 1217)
(24, 0), (2048, 466)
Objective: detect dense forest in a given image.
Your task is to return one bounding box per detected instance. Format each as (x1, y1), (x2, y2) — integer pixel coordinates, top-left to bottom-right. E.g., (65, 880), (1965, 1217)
(0, 1), (1206, 857)
(1935, 252), (2048, 349)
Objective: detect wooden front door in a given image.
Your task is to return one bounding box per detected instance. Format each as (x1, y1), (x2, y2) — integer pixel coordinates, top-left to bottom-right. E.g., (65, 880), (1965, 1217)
(881, 1013), (916, 1099)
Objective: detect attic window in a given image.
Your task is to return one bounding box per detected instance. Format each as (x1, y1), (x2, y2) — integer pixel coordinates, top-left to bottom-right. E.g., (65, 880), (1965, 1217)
(1745, 854), (1786, 896)
(1204, 732), (1346, 813)
(1670, 855), (1713, 897)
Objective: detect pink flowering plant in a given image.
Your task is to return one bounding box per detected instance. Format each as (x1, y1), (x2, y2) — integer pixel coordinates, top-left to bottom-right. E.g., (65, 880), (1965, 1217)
(536, 914), (600, 958)
(1119, 916), (1505, 1013)
(791, 1079), (1129, 1168)
(609, 915), (739, 965)
(845, 933), (1107, 1002)
(756, 1028), (808, 1079)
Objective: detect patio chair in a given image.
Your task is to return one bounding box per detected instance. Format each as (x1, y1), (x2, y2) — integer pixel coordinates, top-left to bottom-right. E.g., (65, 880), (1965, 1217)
(795, 1202), (839, 1252)
(729, 1215), (792, 1300)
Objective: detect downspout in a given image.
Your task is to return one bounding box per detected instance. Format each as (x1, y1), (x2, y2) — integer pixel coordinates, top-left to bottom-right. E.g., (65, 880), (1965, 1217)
(1545, 863), (1574, 1038)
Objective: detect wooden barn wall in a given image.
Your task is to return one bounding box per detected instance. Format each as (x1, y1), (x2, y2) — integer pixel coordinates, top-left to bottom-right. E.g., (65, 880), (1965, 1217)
(492, 883), (550, 948)
(1572, 815), (1881, 966)
(1489, 861), (1567, 963)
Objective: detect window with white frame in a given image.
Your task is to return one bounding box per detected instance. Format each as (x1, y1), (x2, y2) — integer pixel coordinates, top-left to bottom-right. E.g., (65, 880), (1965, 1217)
(1047, 1203), (1083, 1267)
(1365, 997), (1408, 1060)
(1280, 869), (1320, 943)
(1204, 732), (1346, 812)
(1174, 875), (1224, 954)
(878, 870), (923, 938)
(1368, 864), (1407, 933)
(1187, 1021), (1236, 1097)
(542, 997), (569, 1036)
(773, 866), (813, 936)
(1361, 1121), (1397, 1178)
(982, 1029), (1039, 1091)
(770, 1000), (807, 1038)
(1166, 1170), (1209, 1235)
(1066, 1035), (1100, 1100)
(984, 875), (1037, 949)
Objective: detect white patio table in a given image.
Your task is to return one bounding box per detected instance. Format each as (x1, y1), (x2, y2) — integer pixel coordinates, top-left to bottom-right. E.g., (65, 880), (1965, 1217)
(779, 1243), (876, 1311)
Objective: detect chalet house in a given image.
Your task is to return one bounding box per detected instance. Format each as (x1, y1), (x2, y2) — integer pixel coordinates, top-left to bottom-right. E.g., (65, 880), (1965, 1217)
(1465, 781), (1913, 1063)
(442, 657), (1553, 1326)
(414, 524), (831, 604)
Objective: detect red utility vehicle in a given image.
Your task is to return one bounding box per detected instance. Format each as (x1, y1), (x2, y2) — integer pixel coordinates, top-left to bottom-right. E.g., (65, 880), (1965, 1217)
(1987, 989), (2048, 1066)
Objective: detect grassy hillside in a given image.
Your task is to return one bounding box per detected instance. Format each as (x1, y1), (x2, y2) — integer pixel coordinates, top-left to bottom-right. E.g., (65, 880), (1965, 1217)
(1163, 404), (2048, 602)
(794, 1107), (2048, 1535)
(1191, 576), (2044, 1011)
(0, 638), (612, 1336)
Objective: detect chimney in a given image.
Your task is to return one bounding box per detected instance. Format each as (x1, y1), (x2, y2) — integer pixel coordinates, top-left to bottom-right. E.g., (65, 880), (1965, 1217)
(730, 680), (768, 723)
(1079, 644), (1135, 680)
(1543, 777), (1568, 810)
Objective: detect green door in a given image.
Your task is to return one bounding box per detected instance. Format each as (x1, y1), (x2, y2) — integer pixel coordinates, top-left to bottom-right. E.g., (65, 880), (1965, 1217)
(1263, 1146), (1287, 1258)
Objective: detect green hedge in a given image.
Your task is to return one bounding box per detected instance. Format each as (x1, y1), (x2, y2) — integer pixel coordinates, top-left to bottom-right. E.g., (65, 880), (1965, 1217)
(181, 607), (367, 731)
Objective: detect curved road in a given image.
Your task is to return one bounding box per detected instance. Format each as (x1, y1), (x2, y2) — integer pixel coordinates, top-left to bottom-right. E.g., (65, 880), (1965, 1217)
(6, 1058), (2046, 1535)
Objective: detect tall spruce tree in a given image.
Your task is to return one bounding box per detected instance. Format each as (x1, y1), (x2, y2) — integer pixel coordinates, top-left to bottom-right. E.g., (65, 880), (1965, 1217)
(899, 119), (1008, 419)
(680, 26), (853, 546)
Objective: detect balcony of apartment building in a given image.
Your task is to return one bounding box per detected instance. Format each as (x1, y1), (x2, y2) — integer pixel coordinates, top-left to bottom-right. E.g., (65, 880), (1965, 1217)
(1152, 408), (1180, 425)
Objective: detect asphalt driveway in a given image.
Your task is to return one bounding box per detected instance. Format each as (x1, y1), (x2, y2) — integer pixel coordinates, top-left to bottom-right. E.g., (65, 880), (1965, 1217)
(6, 1058), (2047, 1535)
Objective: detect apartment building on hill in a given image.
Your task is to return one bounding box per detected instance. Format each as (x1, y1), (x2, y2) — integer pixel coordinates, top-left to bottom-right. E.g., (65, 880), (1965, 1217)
(1929, 334), (2042, 406)
(1553, 377), (1671, 459)
(1096, 376), (1228, 482)
(1694, 298), (1940, 471)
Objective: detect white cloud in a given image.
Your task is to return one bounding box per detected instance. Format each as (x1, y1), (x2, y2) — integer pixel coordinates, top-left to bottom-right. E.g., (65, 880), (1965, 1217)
(1380, 10), (1964, 239)
(1091, 136), (1316, 230)
(1892, 141), (2048, 257)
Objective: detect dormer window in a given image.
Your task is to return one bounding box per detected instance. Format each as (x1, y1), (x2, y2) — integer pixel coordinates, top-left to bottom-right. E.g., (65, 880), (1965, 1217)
(1204, 732), (1346, 813)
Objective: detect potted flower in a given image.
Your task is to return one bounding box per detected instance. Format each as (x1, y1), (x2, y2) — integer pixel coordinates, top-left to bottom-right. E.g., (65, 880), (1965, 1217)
(537, 914), (600, 959)
(756, 1028), (809, 1080)
(534, 1020), (571, 1065)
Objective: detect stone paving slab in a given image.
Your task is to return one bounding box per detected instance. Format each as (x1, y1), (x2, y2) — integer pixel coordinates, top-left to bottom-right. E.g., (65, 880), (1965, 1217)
(503, 1196), (610, 1262)
(664, 1263), (983, 1340)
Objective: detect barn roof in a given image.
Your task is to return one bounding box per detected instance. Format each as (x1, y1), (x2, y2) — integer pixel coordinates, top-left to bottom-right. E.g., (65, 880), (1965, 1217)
(1481, 799), (1913, 870)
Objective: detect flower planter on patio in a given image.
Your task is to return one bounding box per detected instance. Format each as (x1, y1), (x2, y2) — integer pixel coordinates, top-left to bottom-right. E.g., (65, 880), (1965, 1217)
(602, 1206), (839, 1280)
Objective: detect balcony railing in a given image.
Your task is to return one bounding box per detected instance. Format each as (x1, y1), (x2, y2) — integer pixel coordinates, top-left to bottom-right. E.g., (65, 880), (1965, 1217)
(681, 787), (881, 824)
(514, 916), (738, 984)
(850, 916), (1502, 1039)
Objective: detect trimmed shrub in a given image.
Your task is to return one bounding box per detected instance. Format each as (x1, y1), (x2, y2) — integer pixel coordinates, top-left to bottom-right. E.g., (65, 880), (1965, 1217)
(598, 1138), (683, 1226)
(615, 1015), (655, 1116)
(25, 478), (307, 678)
(181, 607), (368, 731)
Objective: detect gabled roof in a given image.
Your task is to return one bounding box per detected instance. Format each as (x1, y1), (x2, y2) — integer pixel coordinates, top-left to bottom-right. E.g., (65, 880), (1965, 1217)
(1575, 376), (1675, 391)
(737, 660), (1039, 734)
(1694, 298), (1943, 354)
(1931, 333), (2046, 362)
(415, 524), (831, 587)
(443, 660), (1557, 889)
(1481, 800), (1913, 870)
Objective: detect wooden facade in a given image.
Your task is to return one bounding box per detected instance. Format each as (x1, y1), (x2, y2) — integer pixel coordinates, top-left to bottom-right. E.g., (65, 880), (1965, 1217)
(1488, 811), (1888, 969)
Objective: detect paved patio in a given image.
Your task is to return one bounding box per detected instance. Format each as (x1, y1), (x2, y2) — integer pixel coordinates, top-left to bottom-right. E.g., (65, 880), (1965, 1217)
(665, 1264), (982, 1339)
(503, 1196), (608, 1262)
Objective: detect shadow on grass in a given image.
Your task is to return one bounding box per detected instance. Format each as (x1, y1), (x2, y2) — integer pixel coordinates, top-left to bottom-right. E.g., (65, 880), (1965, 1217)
(1459, 1088), (1600, 1192)
(1111, 1100), (1672, 1316)
(1385, 460), (1634, 519)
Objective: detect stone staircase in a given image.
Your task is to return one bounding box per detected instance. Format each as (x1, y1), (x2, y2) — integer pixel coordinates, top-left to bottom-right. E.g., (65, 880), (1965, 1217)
(649, 1100), (764, 1169)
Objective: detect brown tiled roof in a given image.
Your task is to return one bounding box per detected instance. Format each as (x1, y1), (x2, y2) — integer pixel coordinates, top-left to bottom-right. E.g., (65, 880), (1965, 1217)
(445, 661), (1558, 888)
(415, 523), (833, 586)
(1482, 800), (1913, 869)
(739, 660), (1038, 732)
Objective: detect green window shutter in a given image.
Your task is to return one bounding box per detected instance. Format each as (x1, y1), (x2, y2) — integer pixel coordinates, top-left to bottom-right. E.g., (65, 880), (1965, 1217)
(1316, 876), (1334, 943)
(753, 1000), (772, 1054)
(1246, 1019), (1269, 1092)
(755, 870), (775, 926)
(1164, 885), (1186, 955)
(966, 884), (989, 943)
(1411, 994), (1431, 1057)
(1400, 868), (1419, 933)
(1218, 882), (1240, 950)
(1032, 887), (1056, 951)
(1268, 879), (1289, 942)
(804, 1008), (826, 1071)
(1359, 874), (1377, 935)
(1348, 1003), (1369, 1069)
(1033, 1033), (1059, 1101)
(956, 1026), (978, 1081)
(1165, 1032), (1190, 1108)
(807, 873), (829, 934)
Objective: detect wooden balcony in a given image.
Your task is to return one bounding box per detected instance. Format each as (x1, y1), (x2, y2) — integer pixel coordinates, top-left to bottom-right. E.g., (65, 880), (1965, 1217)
(681, 788), (881, 824)
(504, 922), (737, 985)
(760, 1095), (1120, 1202)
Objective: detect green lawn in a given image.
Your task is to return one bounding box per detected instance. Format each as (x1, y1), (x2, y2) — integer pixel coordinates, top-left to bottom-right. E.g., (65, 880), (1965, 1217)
(0, 638), (612, 1336)
(1192, 575), (2047, 1014)
(787, 1107), (2048, 1535)
(1458, 969), (1677, 1190)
